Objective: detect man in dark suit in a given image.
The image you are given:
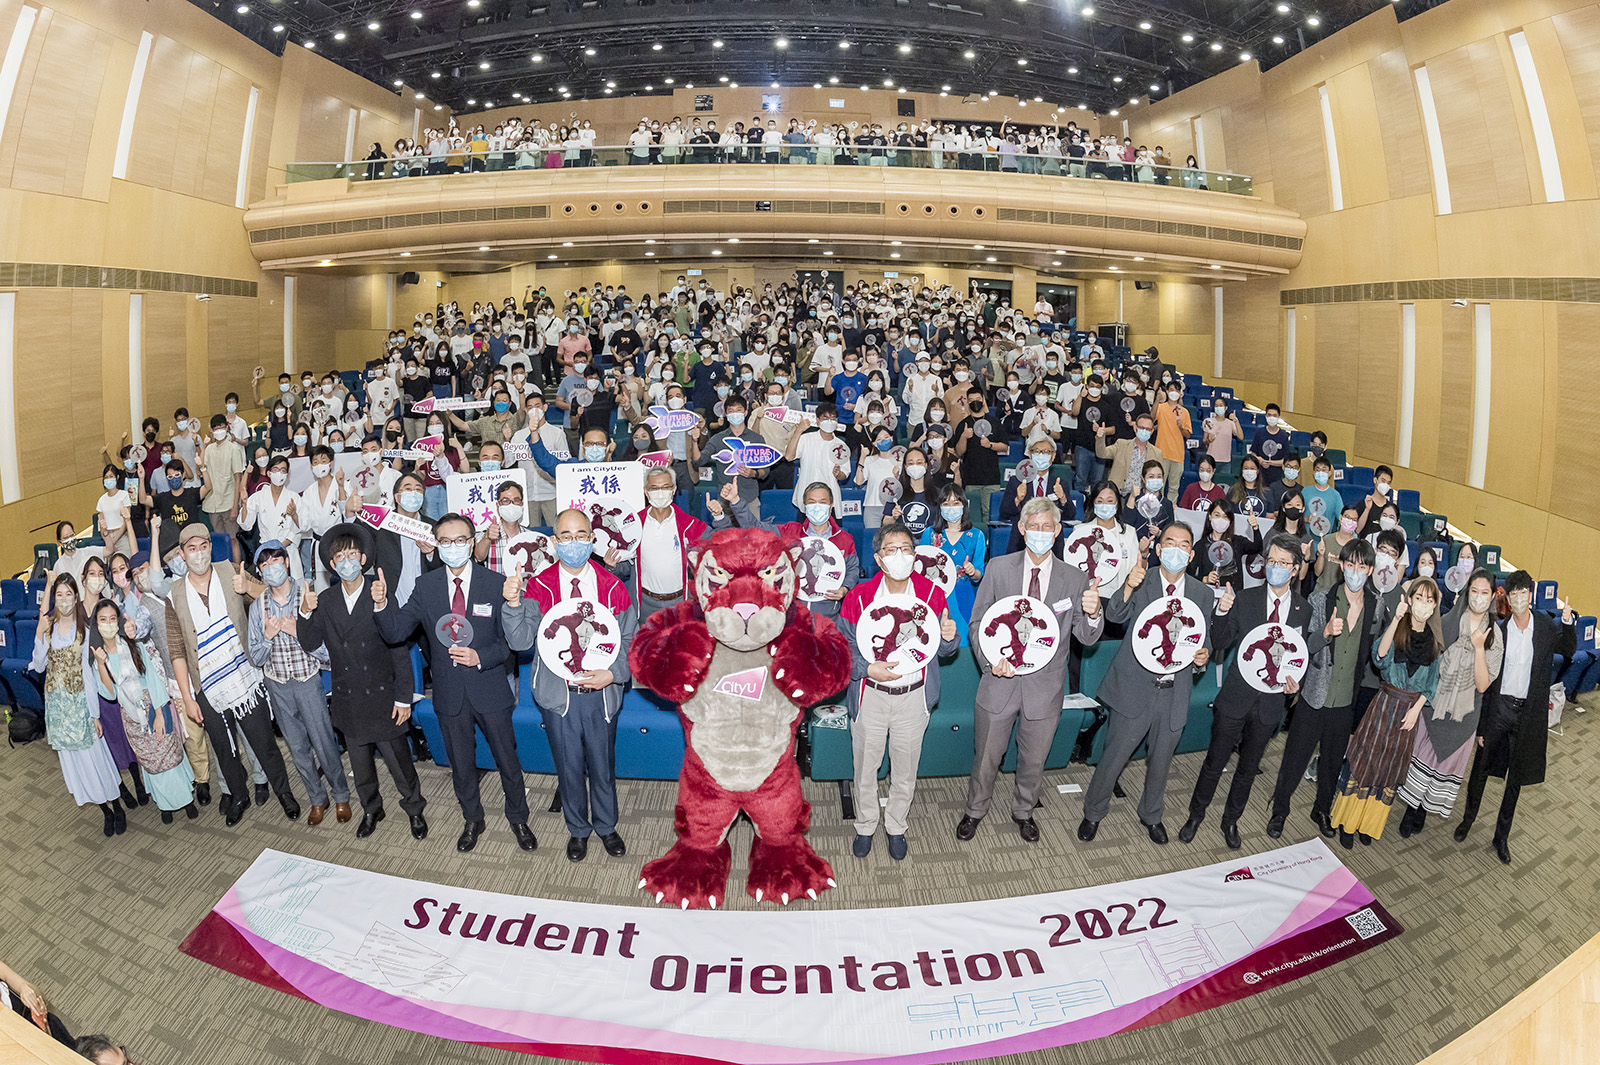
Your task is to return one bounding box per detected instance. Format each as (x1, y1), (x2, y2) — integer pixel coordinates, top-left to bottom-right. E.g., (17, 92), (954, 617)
(1178, 534), (1309, 849)
(1080, 519), (1218, 845)
(297, 523), (427, 841)
(996, 439), (1075, 556)
(1457, 570), (1576, 864)
(957, 497), (1104, 845)
(369, 471), (441, 609)
(374, 512), (533, 853)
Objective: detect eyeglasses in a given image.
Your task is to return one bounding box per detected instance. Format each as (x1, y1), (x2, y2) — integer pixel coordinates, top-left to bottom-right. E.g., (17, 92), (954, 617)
(880, 547), (914, 558)
(555, 533), (593, 544)
(436, 536), (474, 547)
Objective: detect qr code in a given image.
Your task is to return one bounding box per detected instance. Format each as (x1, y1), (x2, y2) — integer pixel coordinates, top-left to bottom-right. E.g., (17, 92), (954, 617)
(1344, 907), (1387, 940)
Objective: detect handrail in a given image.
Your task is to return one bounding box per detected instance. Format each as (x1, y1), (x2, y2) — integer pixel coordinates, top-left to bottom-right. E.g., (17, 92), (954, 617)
(285, 145), (1254, 195)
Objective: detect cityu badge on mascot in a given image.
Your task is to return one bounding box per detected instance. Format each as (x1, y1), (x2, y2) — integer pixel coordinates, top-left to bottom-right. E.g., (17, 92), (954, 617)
(629, 527), (852, 909)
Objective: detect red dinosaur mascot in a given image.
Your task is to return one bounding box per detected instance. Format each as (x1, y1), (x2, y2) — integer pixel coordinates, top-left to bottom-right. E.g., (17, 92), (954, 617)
(629, 527), (852, 909)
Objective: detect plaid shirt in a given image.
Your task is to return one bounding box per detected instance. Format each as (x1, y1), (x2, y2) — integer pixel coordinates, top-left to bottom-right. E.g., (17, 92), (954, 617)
(246, 579), (328, 683)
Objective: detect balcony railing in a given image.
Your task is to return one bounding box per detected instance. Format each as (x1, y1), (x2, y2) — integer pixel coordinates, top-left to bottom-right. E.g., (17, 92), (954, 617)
(284, 144), (1255, 195)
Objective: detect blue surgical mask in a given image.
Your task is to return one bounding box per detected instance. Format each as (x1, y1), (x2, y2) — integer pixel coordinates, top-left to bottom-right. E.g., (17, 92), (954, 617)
(940, 504), (965, 523)
(333, 558), (363, 582)
(439, 543), (471, 569)
(1314, 471), (1330, 486)
(494, 401), (510, 413)
(1343, 567), (1367, 592)
(331, 442), (345, 453)
(261, 563), (288, 588)
(1144, 477), (1163, 493)
(1024, 530), (1055, 556)
(584, 445), (607, 462)
(1265, 563), (1293, 588)
(1135, 428), (1152, 443)
(556, 540), (593, 568)
(103, 477), (117, 490)
(167, 556), (187, 577)
(806, 502), (832, 524)
(1031, 453), (1052, 470)
(399, 490), (424, 513)
(1159, 546), (1189, 573)
(729, 412), (747, 426)
(480, 459), (501, 472)
(875, 437), (892, 451)
(1094, 502), (1117, 521)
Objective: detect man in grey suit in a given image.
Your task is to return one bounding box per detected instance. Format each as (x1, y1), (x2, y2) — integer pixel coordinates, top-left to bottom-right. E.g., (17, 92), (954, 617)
(1080, 519), (1219, 845)
(957, 498), (1105, 845)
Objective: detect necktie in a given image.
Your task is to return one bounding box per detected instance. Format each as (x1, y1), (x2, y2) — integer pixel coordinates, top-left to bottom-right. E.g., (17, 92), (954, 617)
(1166, 582), (1176, 596)
(1036, 477), (1045, 497)
(571, 577), (582, 599)
(452, 577), (465, 617)
(1028, 567), (1041, 599)
(1270, 597), (1281, 623)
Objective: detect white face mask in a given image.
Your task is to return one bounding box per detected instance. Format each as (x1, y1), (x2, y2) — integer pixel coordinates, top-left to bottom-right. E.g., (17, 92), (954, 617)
(879, 552), (915, 582)
(646, 488), (675, 509)
(311, 464), (331, 479)
(269, 471), (288, 487)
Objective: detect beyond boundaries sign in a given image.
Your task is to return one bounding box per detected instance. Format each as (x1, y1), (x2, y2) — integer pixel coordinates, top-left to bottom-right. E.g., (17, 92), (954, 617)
(182, 842), (1399, 1064)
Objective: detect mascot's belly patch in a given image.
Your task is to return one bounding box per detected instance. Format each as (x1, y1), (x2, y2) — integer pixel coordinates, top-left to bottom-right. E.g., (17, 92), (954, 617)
(683, 646), (799, 794)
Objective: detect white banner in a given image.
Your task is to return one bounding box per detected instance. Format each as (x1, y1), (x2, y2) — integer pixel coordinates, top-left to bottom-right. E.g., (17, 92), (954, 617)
(556, 461), (645, 554)
(183, 842), (1398, 1065)
(447, 468), (528, 531)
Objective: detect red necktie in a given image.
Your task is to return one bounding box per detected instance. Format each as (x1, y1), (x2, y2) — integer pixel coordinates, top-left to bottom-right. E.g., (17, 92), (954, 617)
(1166, 582), (1176, 596)
(571, 577), (582, 599)
(1036, 477), (1045, 497)
(1028, 567), (1041, 599)
(451, 577), (465, 617)
(1270, 597), (1281, 623)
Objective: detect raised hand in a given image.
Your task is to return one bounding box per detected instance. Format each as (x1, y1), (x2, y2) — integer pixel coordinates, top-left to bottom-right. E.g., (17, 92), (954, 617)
(1126, 554), (1148, 593)
(1216, 582), (1235, 615)
(370, 568), (388, 609)
(231, 568), (246, 595)
(502, 561), (524, 604)
(301, 580), (318, 614)
(1081, 578), (1101, 618)
(991, 656), (1017, 678)
(705, 492), (724, 520)
(1324, 616), (1345, 638)
(940, 612), (958, 641)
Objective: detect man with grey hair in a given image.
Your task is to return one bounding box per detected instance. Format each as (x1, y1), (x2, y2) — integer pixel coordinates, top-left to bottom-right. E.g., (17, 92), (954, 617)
(958, 497), (1105, 845)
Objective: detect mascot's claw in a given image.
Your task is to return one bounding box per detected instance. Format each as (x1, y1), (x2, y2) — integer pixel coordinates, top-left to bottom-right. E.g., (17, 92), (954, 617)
(807, 889), (818, 900)
(640, 840), (734, 911)
(781, 893), (790, 906)
(755, 888), (764, 903)
(655, 892), (665, 903)
(637, 878), (647, 889)
(680, 898), (689, 910)
(826, 878), (837, 888)
(746, 835), (837, 906)
(708, 895), (718, 910)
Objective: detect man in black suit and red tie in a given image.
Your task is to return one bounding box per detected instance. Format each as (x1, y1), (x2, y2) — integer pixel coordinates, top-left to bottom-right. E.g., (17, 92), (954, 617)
(1178, 534), (1310, 849)
(374, 511), (533, 853)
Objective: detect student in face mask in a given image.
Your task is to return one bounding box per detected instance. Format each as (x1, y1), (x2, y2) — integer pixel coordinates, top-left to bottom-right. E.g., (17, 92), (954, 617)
(1228, 456), (1270, 519)
(834, 523), (961, 860)
(200, 414), (248, 564)
(1330, 577), (1444, 849)
(95, 465), (136, 559)
(916, 484), (988, 641)
(239, 456), (304, 580)
(1314, 504), (1363, 592)
(1120, 459), (1176, 557)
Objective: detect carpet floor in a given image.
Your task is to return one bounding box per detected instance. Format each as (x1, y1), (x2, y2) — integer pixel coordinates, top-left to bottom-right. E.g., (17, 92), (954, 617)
(2, 692), (1596, 1065)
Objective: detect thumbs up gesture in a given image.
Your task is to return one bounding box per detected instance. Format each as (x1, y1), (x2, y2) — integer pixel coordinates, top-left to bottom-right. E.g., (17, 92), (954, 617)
(1126, 555), (1148, 592)
(1081, 578), (1101, 618)
(1216, 581), (1235, 615)
(231, 567), (246, 595)
(300, 580), (317, 615)
(503, 561), (524, 604)
(370, 569), (388, 609)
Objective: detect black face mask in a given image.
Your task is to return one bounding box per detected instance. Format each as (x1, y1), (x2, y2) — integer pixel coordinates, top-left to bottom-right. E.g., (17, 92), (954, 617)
(1284, 508), (1303, 520)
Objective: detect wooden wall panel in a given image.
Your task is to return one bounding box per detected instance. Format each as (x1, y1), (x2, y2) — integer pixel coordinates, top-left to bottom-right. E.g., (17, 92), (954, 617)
(1311, 304), (1357, 422)
(15, 290), (105, 497)
(0, 12), (112, 197)
(1428, 40), (1531, 213)
(1551, 303), (1600, 529)
(1368, 47), (1432, 202)
(1220, 278), (1280, 383)
(1483, 302), (1546, 507)
(125, 34), (190, 193)
(205, 295), (261, 413)
(1353, 304), (1400, 465)
(141, 293), (190, 433)
(169, 49), (222, 201)
(1217, 100), (1273, 186)
(1552, 5), (1600, 198)
(1264, 86), (1331, 217)
(1327, 64), (1389, 208)
(201, 68), (253, 205)
(1435, 305), (1474, 485)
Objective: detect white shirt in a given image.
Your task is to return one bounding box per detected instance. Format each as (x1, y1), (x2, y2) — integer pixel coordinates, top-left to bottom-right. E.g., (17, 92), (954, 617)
(1500, 612), (1536, 699)
(299, 478), (346, 537)
(640, 511), (684, 595)
(792, 431), (850, 509)
(96, 489), (133, 532)
(341, 583), (362, 614)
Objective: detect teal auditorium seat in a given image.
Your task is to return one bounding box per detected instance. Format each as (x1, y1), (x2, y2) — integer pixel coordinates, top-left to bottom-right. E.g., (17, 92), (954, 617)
(1087, 642), (1220, 764)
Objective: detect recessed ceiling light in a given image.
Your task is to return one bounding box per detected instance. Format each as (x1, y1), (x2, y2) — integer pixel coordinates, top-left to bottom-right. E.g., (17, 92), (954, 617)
(941, 84), (951, 91)
(392, 78), (403, 86)
(414, 91), (424, 99)
(1113, 75), (1123, 83)
(772, 81), (780, 88)
(547, 254), (557, 259)
(652, 42), (663, 51)
(1210, 264), (1222, 269)
(860, 84), (869, 91)
(890, 252), (901, 258)
(467, 0), (480, 6)
(562, 241), (574, 247)
(719, 75), (728, 82)
(712, 39), (723, 48)
(319, 259), (333, 266)
(272, 23), (284, 32)
(814, 82), (822, 89)
(1181, 33), (1195, 42)
(1109, 108), (1119, 115)
(839, 40), (851, 49)
(584, 46), (596, 55)
(829, 75), (839, 84)
(467, 98), (476, 105)
(1307, 16), (1320, 26)
(664, 77), (674, 84)
(432, 104), (441, 110)
(1151, 83), (1161, 92)
(823, 250), (834, 256)
(479, 61), (490, 69)
(963, 49), (976, 59)
(1134, 256), (1145, 261)
(986, 256), (997, 262)
(807, 238), (819, 243)
(728, 237), (740, 243)
(236, 3), (249, 12)
(1081, 5), (1095, 15)
(478, 245), (490, 251)
(645, 239), (657, 244)
(1240, 52), (1252, 61)
(531, 52), (543, 63)
(1278, 2), (1291, 10)
(776, 37), (789, 48)
(1210, 41), (1224, 51)
(1110, 266), (1120, 271)
(1067, 66), (1078, 74)
(410, 10), (422, 18)
(399, 251), (411, 257)
(431, 71), (441, 79)
(1034, 95), (1043, 102)
(1016, 58), (1028, 66)
(973, 244), (985, 250)
(890, 240), (902, 245)
(711, 249), (723, 255)
(685, 82), (693, 88)
(1273, 35), (1285, 44)
(605, 80), (616, 88)
(1139, 20), (1151, 29)
(883, 78), (894, 87)
(1078, 103), (1087, 109)
(367, 20), (380, 30)
(899, 43), (911, 53)
(557, 85), (566, 92)
(1052, 260), (1062, 266)
(646, 251), (655, 257)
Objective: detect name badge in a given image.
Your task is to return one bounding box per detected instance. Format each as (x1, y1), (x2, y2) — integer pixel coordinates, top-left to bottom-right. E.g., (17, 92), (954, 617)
(472, 603), (493, 617)
(1051, 598), (1072, 614)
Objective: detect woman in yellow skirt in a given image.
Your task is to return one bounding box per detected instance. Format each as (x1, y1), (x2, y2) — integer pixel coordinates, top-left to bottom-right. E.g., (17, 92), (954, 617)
(1331, 577), (1442, 847)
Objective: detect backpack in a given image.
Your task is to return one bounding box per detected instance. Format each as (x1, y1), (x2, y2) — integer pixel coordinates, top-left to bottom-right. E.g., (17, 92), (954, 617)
(7, 706), (44, 745)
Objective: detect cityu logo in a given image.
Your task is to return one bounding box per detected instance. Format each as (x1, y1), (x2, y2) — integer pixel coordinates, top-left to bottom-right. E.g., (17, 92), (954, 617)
(1223, 867), (1255, 883)
(712, 666), (768, 702)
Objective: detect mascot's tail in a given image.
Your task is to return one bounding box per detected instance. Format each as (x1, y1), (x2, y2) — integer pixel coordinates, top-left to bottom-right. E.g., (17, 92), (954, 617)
(628, 602), (717, 702)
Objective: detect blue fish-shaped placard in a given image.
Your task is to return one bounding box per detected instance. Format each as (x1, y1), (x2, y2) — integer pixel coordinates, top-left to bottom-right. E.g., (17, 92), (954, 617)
(645, 405), (701, 436)
(710, 437), (783, 469)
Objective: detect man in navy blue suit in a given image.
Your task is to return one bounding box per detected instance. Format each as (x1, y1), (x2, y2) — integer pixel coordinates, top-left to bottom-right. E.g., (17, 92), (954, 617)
(374, 512), (534, 853)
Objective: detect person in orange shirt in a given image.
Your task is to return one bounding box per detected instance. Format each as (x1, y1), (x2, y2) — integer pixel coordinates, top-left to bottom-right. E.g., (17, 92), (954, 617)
(1152, 382), (1192, 503)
